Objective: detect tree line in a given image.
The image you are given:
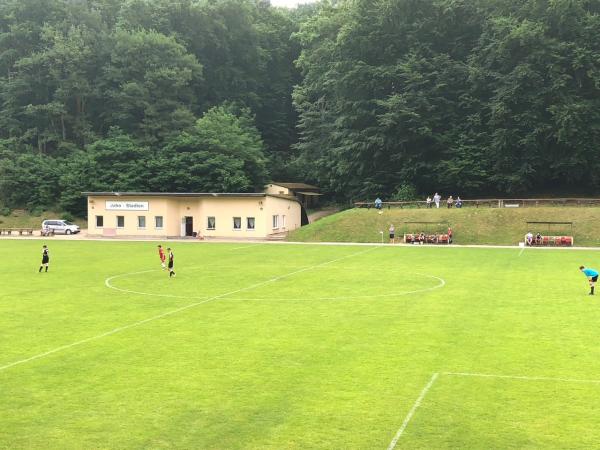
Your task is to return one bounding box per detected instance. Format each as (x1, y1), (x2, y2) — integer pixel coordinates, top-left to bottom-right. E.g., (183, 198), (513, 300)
(0, 0), (599, 214)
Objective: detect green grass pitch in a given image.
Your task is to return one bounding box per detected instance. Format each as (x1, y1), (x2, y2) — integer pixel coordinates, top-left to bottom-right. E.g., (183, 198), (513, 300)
(2, 240), (600, 449)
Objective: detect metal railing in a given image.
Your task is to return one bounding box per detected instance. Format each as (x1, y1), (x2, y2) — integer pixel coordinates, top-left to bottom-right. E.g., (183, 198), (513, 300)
(355, 198), (600, 209)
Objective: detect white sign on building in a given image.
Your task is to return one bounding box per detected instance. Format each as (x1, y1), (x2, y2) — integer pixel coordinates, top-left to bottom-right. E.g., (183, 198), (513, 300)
(105, 200), (149, 211)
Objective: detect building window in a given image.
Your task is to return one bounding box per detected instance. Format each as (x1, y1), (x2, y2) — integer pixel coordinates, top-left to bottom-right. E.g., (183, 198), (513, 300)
(137, 216), (146, 229)
(233, 217), (241, 230)
(247, 217), (255, 230)
(272, 215), (279, 229)
(155, 216), (163, 229)
(96, 215), (103, 228)
(207, 216), (216, 230)
(282, 215), (286, 228)
(116, 216), (125, 228)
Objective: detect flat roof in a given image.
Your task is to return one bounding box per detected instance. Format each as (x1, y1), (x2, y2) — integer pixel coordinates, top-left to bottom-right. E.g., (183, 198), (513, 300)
(271, 182), (319, 190)
(82, 192), (300, 203)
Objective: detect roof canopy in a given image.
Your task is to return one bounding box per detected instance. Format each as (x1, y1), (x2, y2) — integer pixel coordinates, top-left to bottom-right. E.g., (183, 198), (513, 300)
(82, 192), (299, 203)
(271, 182), (319, 190)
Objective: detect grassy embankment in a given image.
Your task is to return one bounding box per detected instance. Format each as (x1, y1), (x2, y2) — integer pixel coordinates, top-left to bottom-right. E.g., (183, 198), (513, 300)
(289, 206), (600, 246)
(0, 209), (85, 229)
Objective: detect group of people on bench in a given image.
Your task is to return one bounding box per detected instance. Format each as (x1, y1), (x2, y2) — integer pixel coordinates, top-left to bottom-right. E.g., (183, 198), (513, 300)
(525, 231), (572, 246)
(405, 228), (453, 244)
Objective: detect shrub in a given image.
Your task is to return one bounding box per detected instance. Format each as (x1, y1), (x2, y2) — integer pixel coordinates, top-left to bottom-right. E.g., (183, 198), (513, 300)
(60, 212), (74, 222)
(0, 206), (10, 216)
(30, 206), (44, 216)
(391, 183), (418, 201)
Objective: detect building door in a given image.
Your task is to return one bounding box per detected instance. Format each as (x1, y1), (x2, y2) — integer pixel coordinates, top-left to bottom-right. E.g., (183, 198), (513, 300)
(185, 216), (194, 236)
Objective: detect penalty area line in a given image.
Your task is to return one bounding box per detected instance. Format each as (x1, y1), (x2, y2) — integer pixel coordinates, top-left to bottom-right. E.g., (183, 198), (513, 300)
(387, 372), (439, 450)
(0, 246), (378, 373)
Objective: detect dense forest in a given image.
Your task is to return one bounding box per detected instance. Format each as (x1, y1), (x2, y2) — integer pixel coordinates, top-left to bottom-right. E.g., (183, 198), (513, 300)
(0, 0), (599, 214)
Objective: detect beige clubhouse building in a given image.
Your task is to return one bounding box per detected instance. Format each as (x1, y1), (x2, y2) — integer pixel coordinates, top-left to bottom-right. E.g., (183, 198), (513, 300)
(84, 192), (305, 239)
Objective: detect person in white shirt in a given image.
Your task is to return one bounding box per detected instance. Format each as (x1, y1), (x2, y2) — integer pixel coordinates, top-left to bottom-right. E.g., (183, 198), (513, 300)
(433, 193), (441, 208)
(525, 231), (533, 246)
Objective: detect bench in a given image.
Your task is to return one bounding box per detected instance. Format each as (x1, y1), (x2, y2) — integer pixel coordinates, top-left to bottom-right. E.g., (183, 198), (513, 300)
(525, 235), (573, 247)
(0, 228), (34, 236)
(404, 233), (452, 245)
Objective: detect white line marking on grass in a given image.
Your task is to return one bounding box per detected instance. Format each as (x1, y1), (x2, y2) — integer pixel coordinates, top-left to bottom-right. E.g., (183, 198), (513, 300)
(1, 247), (378, 373)
(388, 373), (439, 450)
(229, 243), (264, 251)
(224, 274), (446, 302)
(518, 247), (525, 257)
(105, 270), (210, 300)
(443, 371), (600, 385)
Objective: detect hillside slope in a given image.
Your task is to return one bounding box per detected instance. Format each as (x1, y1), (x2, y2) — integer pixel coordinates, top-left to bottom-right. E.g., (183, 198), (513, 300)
(289, 207), (600, 246)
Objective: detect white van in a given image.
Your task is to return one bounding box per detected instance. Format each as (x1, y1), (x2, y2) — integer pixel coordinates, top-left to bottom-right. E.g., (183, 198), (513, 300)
(42, 220), (80, 235)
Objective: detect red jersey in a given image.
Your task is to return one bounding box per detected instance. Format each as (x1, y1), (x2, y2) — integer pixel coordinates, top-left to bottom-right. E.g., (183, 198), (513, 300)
(158, 247), (165, 261)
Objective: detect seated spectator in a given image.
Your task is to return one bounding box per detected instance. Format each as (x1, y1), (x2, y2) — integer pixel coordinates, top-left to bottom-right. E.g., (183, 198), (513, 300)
(455, 196), (462, 208)
(525, 232), (533, 246)
(418, 231), (425, 244)
(535, 232), (542, 245)
(374, 197), (382, 210)
(447, 195), (454, 208)
(426, 196), (432, 208)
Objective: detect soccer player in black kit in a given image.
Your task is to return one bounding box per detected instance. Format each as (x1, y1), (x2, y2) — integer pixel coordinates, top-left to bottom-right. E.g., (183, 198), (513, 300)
(167, 247), (176, 278)
(39, 245), (49, 272)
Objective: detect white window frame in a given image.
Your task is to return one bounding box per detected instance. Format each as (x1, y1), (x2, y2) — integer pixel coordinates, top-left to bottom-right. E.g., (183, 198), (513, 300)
(233, 217), (241, 230)
(155, 216), (163, 230)
(246, 217), (255, 230)
(116, 216), (125, 229)
(207, 216), (216, 230)
(272, 215), (279, 229)
(95, 215), (103, 228)
(137, 215), (146, 229)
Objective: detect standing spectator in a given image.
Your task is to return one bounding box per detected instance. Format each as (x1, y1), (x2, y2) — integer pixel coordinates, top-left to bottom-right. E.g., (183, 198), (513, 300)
(455, 196), (462, 208)
(447, 195), (454, 208)
(426, 196), (432, 208)
(389, 224), (395, 244)
(433, 192), (441, 208)
(448, 227), (453, 244)
(375, 197), (382, 210)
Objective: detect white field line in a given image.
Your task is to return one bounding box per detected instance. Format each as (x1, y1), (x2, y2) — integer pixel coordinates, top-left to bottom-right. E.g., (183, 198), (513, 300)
(104, 270), (211, 300)
(388, 373), (439, 450)
(443, 371), (600, 385)
(0, 246), (378, 373)
(229, 243), (264, 251)
(224, 274), (446, 302)
(518, 246), (525, 257)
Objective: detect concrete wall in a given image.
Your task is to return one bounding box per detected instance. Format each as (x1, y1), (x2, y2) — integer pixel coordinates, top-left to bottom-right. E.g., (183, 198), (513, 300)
(86, 195), (301, 238)
(264, 184), (291, 196)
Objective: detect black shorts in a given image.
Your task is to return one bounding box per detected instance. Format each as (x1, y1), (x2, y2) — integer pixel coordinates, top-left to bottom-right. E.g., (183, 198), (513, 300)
(168, 261), (174, 269)
(592, 275), (598, 282)
(389, 234), (395, 239)
(42, 256), (49, 264)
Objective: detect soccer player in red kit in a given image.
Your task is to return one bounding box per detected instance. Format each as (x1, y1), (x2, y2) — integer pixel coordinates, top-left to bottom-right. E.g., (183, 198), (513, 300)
(158, 245), (166, 269)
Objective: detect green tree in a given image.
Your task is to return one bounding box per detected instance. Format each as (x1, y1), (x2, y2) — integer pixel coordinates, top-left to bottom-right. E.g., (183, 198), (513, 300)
(156, 105), (269, 192)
